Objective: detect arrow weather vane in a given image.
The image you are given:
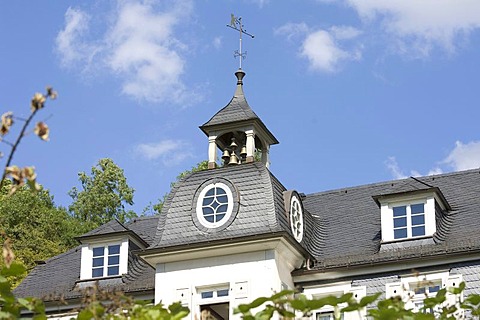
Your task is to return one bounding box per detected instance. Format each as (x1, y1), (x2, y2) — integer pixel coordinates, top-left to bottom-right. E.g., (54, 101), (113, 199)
(227, 14), (254, 69)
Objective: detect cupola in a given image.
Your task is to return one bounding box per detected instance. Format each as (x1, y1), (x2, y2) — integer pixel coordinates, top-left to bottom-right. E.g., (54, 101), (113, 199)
(200, 69), (279, 169)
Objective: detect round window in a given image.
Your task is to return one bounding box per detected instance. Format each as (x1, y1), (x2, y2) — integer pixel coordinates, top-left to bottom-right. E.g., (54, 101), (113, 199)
(290, 195), (304, 242)
(196, 182), (234, 228)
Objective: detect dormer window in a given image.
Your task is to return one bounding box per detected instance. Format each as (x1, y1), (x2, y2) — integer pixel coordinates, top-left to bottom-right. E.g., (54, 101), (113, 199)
(393, 203), (425, 239)
(92, 244), (121, 278)
(374, 187), (450, 243)
(79, 240), (129, 280)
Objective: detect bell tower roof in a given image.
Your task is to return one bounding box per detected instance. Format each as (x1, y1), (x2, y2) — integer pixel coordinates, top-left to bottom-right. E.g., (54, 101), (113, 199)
(200, 69), (279, 169)
(201, 70), (259, 128)
(200, 69), (278, 145)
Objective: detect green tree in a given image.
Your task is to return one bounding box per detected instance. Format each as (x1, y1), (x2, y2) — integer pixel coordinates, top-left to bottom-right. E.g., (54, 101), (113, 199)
(0, 181), (90, 285)
(68, 158), (136, 226)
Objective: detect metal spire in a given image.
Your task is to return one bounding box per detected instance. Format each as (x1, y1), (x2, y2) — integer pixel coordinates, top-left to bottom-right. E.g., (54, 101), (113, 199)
(227, 14), (254, 69)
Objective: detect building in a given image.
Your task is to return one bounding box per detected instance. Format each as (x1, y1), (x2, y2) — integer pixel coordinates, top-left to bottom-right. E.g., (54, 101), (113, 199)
(15, 68), (480, 320)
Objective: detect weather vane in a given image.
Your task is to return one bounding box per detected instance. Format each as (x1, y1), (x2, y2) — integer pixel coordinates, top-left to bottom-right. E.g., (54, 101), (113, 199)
(227, 14), (254, 69)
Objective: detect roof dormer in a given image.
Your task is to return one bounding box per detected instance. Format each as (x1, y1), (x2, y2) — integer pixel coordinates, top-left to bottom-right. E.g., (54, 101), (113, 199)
(373, 185), (451, 243)
(76, 220), (148, 281)
(200, 69), (278, 169)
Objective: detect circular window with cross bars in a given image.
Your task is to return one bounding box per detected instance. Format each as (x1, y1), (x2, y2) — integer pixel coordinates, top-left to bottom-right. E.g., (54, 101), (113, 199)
(196, 182), (234, 228)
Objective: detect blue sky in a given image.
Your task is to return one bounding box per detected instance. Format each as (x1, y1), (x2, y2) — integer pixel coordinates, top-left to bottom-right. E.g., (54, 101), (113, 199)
(1, 0), (480, 214)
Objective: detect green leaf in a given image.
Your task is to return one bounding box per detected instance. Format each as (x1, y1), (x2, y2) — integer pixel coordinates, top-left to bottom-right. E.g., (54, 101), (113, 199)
(0, 262), (26, 277)
(359, 293), (381, 307)
(466, 294), (480, 305)
(270, 290), (294, 300)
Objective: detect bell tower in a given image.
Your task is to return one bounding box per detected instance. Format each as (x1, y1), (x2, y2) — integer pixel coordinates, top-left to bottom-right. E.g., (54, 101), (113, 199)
(199, 69), (279, 169)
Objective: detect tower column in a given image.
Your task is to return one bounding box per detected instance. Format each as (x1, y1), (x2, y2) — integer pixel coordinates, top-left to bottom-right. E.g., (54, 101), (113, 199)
(245, 130), (255, 163)
(262, 145), (270, 168)
(208, 135), (217, 169)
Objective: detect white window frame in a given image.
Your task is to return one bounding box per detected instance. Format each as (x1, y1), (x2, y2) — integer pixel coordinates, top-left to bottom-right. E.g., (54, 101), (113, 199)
(196, 284), (231, 320)
(303, 283), (366, 320)
(290, 195), (304, 243)
(91, 244), (121, 278)
(196, 182), (234, 229)
(386, 272), (463, 315)
(79, 239), (129, 280)
(380, 195), (437, 242)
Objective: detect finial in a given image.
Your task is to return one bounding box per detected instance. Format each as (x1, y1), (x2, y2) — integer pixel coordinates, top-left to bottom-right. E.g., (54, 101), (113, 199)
(227, 14), (254, 69)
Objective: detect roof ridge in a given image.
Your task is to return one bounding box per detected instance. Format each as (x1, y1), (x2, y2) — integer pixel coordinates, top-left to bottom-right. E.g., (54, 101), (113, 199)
(306, 168), (480, 198)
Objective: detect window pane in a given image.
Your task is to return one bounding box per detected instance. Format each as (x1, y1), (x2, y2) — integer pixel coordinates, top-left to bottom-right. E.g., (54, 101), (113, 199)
(201, 291), (213, 299)
(414, 287), (426, 295)
(203, 207), (214, 215)
(92, 247), (104, 257)
(411, 214), (425, 226)
(203, 197), (214, 206)
(108, 255), (120, 265)
(394, 217), (407, 228)
(92, 268), (103, 278)
(205, 188), (215, 196)
(217, 289), (229, 297)
(216, 204), (228, 214)
(216, 195), (228, 204)
(93, 257), (104, 267)
(215, 214), (225, 222)
(412, 226), (425, 237)
(429, 285), (440, 293)
(394, 228), (407, 239)
(204, 215), (215, 223)
(108, 245), (120, 255)
(411, 203), (424, 214)
(393, 206), (407, 217)
(107, 266), (119, 276)
(215, 187), (226, 195)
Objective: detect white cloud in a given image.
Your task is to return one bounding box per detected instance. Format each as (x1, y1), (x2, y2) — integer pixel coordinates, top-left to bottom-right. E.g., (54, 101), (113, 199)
(274, 22), (309, 41)
(385, 156), (407, 179)
(213, 36), (222, 49)
(343, 0), (480, 56)
(135, 139), (193, 165)
(443, 140), (480, 171)
(246, 0), (270, 8)
(56, 1), (197, 104)
(276, 23), (362, 72)
(386, 140), (480, 180)
(55, 8), (99, 67)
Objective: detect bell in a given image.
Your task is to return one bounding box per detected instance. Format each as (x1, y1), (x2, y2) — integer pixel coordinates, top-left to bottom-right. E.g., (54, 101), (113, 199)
(229, 138), (238, 149)
(221, 149), (230, 161)
(240, 145), (247, 157)
(229, 153), (239, 165)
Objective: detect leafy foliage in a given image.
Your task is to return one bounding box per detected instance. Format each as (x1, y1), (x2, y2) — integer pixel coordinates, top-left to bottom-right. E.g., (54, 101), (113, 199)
(69, 158), (136, 226)
(235, 287), (467, 320)
(0, 181), (91, 285)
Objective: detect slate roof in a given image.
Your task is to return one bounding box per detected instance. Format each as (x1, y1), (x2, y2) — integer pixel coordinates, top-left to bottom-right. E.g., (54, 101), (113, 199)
(14, 215), (159, 301)
(14, 163), (480, 300)
(148, 162), (313, 252)
(299, 168), (480, 271)
(201, 70), (260, 128)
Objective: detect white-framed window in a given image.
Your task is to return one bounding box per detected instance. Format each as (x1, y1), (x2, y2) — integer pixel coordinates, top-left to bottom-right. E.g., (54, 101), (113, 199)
(79, 239), (129, 280)
(386, 272), (463, 315)
(197, 285), (230, 320)
(290, 195), (304, 242)
(303, 284), (366, 320)
(392, 203), (426, 239)
(196, 183), (234, 229)
(92, 244), (121, 278)
(380, 195), (438, 242)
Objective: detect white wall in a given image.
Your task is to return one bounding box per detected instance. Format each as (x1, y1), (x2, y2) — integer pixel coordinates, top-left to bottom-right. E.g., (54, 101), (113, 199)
(155, 249), (295, 320)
